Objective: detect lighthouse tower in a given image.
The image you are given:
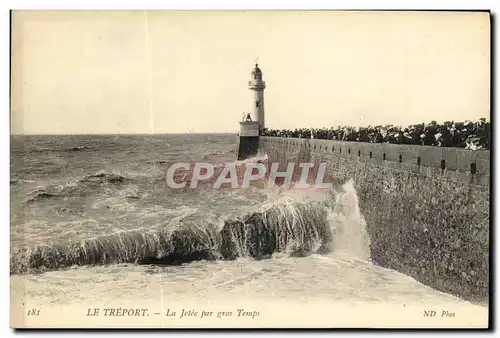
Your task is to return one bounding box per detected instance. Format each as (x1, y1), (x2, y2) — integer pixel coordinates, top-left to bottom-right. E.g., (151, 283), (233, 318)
(236, 63), (267, 160)
(248, 63), (266, 133)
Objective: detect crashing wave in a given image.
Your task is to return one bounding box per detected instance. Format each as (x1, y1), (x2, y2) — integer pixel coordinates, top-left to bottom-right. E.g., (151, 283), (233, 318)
(81, 171), (126, 184)
(25, 190), (60, 204)
(11, 196), (335, 274)
(24, 171), (128, 204)
(65, 146), (95, 152)
(10, 179), (36, 185)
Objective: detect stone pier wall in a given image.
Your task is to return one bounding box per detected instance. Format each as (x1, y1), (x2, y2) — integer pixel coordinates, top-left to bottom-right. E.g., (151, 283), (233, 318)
(258, 136), (490, 302)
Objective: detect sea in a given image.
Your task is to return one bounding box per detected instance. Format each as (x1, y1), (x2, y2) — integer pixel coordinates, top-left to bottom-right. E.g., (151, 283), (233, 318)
(9, 134), (487, 328)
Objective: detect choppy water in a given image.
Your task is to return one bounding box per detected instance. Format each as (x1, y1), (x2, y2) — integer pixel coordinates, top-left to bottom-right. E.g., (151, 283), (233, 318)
(10, 134), (480, 316)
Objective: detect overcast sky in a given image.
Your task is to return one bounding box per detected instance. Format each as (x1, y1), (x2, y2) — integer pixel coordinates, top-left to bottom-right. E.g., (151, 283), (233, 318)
(11, 11), (490, 134)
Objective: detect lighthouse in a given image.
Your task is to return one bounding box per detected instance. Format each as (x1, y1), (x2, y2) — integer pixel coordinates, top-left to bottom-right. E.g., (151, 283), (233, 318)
(248, 63), (266, 132)
(236, 63), (267, 160)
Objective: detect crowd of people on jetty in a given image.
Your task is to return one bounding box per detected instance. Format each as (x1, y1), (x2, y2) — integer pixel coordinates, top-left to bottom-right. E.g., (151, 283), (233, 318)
(261, 119), (490, 150)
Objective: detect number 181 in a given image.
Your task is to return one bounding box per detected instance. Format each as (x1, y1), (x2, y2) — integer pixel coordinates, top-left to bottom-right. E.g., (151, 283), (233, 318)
(27, 309), (40, 316)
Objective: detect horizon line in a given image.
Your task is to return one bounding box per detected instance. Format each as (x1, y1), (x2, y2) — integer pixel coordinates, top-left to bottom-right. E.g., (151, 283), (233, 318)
(10, 132), (239, 136)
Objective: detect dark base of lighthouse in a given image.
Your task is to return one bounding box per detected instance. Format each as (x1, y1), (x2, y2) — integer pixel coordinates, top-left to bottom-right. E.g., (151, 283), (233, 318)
(237, 136), (260, 160)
